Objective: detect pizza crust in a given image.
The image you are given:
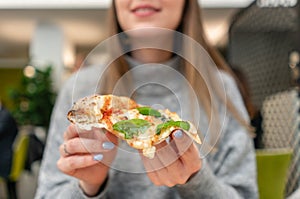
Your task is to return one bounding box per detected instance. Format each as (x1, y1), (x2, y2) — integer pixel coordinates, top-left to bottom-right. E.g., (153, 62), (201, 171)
(68, 94), (201, 158)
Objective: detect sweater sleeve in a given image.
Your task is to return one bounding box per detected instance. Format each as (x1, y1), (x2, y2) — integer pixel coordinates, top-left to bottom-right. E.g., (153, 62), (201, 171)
(287, 188), (300, 199)
(34, 76), (110, 199)
(176, 72), (258, 199)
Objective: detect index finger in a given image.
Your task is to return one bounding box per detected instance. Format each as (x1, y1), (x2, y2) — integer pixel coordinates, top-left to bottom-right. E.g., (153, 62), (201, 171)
(64, 124), (80, 141)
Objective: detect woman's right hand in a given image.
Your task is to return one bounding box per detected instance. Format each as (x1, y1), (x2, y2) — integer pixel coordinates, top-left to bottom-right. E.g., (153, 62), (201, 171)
(57, 124), (118, 196)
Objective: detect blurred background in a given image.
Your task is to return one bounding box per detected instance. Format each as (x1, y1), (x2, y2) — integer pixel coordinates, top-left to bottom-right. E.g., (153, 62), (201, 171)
(0, 0), (299, 198)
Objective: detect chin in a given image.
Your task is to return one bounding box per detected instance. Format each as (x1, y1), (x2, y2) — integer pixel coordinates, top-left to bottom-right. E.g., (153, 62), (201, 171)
(125, 26), (174, 39)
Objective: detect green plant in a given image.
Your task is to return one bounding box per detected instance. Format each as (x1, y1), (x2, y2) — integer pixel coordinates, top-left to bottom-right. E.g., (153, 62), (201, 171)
(9, 66), (56, 128)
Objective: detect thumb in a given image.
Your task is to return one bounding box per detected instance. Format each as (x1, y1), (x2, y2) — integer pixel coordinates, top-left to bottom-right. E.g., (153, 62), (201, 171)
(104, 130), (119, 146)
(172, 129), (193, 156)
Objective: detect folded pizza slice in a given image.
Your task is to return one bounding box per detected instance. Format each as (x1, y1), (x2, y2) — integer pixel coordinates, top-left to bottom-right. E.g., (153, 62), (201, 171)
(67, 94), (201, 158)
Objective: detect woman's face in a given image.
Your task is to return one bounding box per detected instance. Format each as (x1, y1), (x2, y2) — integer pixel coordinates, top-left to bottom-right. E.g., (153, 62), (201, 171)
(115, 0), (185, 31)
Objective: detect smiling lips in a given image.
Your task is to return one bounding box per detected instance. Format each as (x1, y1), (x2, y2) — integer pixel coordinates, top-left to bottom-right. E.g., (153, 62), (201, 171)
(131, 5), (161, 17)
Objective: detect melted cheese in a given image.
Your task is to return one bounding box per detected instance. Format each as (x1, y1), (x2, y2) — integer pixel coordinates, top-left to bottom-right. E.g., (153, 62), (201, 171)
(68, 94), (201, 159)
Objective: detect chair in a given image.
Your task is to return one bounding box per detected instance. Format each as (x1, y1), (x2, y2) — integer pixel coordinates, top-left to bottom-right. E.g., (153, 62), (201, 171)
(10, 134), (30, 181)
(256, 148), (292, 199)
(0, 134), (29, 199)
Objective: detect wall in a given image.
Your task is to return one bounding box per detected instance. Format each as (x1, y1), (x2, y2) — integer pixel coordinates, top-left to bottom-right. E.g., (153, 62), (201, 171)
(0, 68), (23, 110)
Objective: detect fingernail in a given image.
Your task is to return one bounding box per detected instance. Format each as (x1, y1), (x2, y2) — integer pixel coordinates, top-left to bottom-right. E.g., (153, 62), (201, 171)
(165, 136), (170, 144)
(93, 154), (103, 161)
(102, 142), (115, 150)
(173, 130), (183, 139)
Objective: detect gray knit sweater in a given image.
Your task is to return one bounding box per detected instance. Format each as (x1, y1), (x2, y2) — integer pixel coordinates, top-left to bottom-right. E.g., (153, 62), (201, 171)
(35, 57), (258, 199)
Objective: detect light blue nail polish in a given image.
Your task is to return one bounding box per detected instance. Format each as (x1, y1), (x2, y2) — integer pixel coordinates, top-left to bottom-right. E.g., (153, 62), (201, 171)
(165, 136), (170, 144)
(102, 142), (115, 150)
(93, 154), (103, 161)
(174, 130), (183, 138)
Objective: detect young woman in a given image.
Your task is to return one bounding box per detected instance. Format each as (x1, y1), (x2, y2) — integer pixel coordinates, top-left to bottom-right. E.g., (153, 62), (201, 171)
(35, 0), (258, 198)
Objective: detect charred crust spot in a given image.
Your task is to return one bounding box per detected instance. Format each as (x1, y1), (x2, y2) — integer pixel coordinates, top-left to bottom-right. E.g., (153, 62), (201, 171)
(67, 110), (76, 123)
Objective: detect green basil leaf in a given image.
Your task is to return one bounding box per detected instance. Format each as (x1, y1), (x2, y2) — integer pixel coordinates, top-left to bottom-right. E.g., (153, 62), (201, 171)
(113, 119), (151, 139)
(137, 107), (161, 117)
(156, 120), (190, 135)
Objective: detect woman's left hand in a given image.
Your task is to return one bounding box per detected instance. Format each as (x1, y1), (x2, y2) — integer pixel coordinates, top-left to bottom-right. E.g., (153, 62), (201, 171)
(141, 130), (202, 187)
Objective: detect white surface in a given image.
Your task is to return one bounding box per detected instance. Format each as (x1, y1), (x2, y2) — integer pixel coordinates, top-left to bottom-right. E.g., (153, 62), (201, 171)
(30, 22), (68, 91)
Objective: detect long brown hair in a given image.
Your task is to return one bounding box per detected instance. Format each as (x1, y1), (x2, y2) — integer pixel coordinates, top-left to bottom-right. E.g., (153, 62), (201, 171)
(100, 0), (251, 146)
